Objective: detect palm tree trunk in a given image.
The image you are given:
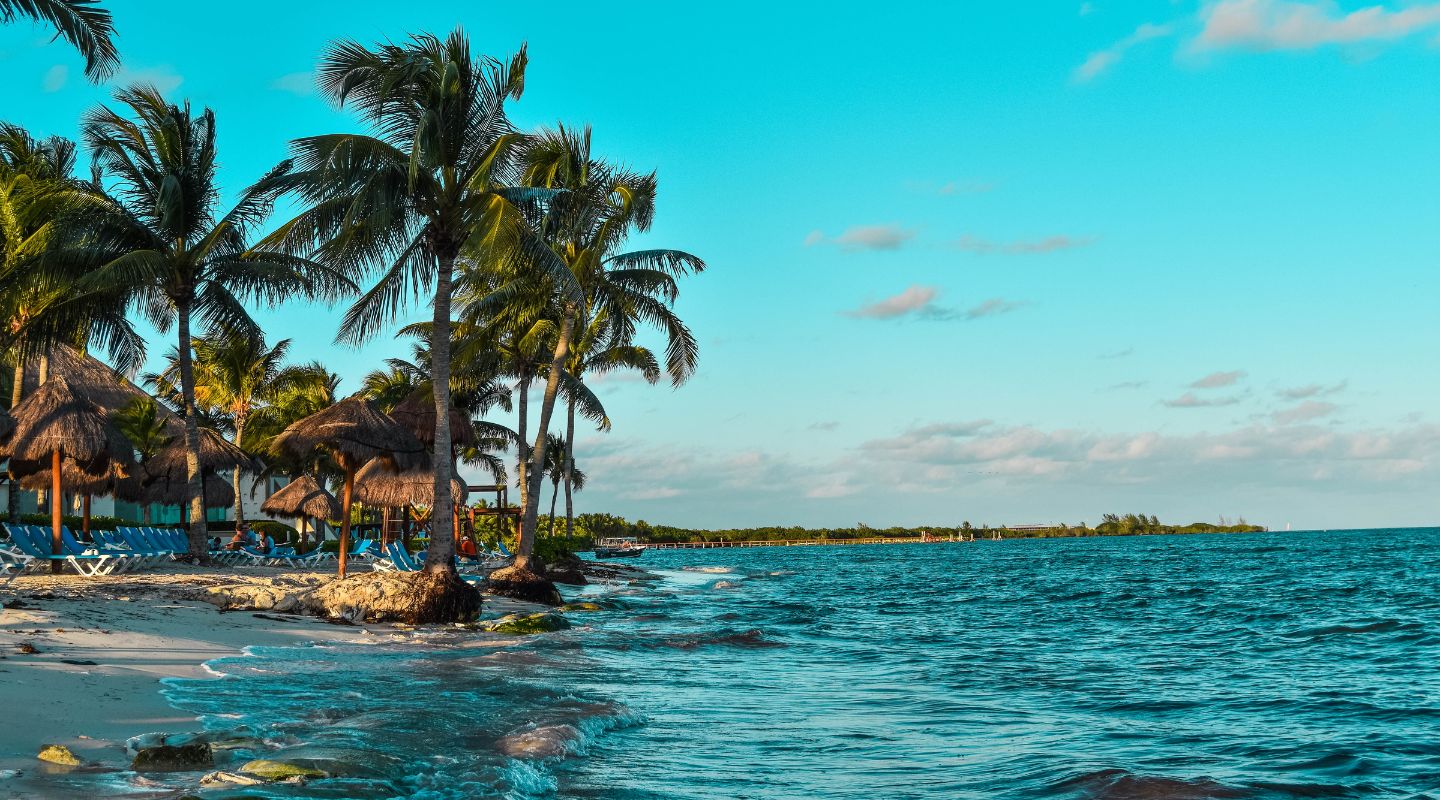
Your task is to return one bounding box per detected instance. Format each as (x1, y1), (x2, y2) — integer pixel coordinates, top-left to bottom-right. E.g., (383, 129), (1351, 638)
(424, 254), (457, 574)
(516, 370), (530, 516)
(564, 396), (575, 537)
(518, 311), (574, 570)
(175, 297), (208, 561)
(50, 448), (62, 574)
(338, 465), (355, 578)
(548, 478), (558, 536)
(232, 416), (246, 529)
(7, 353), (22, 523)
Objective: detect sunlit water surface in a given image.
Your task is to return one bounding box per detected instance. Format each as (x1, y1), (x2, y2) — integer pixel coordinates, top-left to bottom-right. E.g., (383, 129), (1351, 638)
(32, 529), (1440, 798)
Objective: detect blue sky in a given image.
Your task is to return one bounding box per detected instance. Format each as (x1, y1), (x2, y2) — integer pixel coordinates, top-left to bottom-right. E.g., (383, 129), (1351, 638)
(3, 0), (1439, 530)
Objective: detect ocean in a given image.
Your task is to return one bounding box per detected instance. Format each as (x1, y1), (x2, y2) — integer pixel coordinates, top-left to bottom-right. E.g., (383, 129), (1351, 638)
(68, 529), (1440, 797)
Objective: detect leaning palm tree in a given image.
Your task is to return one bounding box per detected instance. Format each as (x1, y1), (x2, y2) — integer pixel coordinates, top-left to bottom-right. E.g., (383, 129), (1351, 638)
(0, 0), (118, 81)
(67, 86), (351, 559)
(494, 125), (703, 570)
(260, 29), (566, 596)
(149, 331), (292, 527)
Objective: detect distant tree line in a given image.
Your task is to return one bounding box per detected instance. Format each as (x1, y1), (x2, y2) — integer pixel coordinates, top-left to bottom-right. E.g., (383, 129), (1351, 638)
(533, 512), (1266, 547)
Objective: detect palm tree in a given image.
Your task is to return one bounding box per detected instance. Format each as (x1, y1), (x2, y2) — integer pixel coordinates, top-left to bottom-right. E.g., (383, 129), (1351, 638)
(111, 396), (173, 523)
(502, 124), (704, 568)
(541, 432), (585, 536)
(67, 86), (350, 559)
(0, 122), (140, 520)
(558, 309), (661, 535)
(149, 331), (293, 528)
(0, 0), (118, 81)
(261, 30), (562, 585)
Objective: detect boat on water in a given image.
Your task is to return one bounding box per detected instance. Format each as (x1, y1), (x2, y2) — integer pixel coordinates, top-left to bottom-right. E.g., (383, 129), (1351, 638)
(595, 537), (647, 558)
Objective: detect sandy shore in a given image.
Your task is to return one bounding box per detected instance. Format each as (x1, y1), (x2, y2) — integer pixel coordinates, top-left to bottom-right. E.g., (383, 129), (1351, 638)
(0, 563), (552, 785)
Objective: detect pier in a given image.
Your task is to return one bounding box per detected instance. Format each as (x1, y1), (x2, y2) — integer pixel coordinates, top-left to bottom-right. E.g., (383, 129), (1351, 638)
(646, 537), (945, 549)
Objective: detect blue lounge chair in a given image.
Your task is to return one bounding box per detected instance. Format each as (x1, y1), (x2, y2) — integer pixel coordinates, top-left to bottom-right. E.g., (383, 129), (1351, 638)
(496, 540), (514, 558)
(118, 528), (173, 567)
(58, 527), (142, 574)
(4, 524), (116, 577)
(0, 546), (33, 583)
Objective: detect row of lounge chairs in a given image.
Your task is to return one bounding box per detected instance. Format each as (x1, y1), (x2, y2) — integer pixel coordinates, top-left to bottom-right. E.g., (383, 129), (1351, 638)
(371, 540), (510, 582)
(0, 524), (366, 577)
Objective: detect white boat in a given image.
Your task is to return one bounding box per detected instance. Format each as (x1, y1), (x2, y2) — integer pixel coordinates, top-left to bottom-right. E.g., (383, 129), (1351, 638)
(594, 536), (646, 558)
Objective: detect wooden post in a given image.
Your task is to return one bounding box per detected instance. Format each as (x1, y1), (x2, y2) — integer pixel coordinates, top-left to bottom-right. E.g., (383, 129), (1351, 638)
(381, 507), (391, 547)
(82, 494), (91, 539)
(338, 467), (355, 578)
(50, 448), (62, 574)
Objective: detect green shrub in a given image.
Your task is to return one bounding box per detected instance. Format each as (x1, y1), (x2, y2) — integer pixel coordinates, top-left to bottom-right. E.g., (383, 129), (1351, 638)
(19, 512), (151, 531)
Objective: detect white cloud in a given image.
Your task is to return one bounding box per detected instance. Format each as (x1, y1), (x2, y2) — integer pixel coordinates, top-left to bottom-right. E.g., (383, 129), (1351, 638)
(1277, 380), (1347, 399)
(1197, 0), (1440, 50)
(842, 285), (938, 319)
(112, 65), (184, 94)
(953, 234), (1096, 254)
(1273, 400), (1339, 425)
(833, 225), (915, 251)
(271, 71), (315, 95)
(1164, 391), (1243, 408)
(1074, 22), (1175, 82)
(1191, 370), (1247, 389)
(963, 298), (1026, 320)
(42, 64), (67, 92)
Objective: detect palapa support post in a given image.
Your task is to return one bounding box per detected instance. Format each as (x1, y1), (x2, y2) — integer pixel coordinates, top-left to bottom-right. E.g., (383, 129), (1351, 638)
(339, 467), (355, 578)
(50, 448), (62, 574)
(82, 494), (91, 539)
(381, 507), (391, 547)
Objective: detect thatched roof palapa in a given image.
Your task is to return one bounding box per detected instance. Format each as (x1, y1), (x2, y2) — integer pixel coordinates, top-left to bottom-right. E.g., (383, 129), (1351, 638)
(260, 475), (341, 521)
(271, 396), (425, 470)
(148, 426), (257, 477)
(13, 458), (143, 501)
(353, 455), (468, 508)
(143, 473), (235, 508)
(20, 345), (183, 435)
(2, 375), (134, 469)
(389, 389), (477, 448)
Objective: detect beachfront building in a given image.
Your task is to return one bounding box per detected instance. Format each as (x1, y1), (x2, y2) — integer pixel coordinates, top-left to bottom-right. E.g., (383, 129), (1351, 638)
(0, 472), (293, 525)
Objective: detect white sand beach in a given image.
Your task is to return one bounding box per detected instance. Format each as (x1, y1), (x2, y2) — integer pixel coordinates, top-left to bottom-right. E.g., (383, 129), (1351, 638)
(0, 565), (552, 781)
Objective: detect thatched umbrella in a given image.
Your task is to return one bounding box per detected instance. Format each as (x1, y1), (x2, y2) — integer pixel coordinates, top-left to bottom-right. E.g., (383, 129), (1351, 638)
(1, 376), (133, 570)
(143, 472), (235, 509)
(260, 475), (340, 547)
(271, 397), (424, 577)
(13, 458), (140, 536)
(147, 426), (255, 476)
(354, 457), (468, 508)
(389, 389), (476, 448)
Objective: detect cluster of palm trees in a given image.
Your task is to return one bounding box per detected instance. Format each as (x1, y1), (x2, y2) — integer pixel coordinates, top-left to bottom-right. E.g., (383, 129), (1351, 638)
(0, 7), (704, 592)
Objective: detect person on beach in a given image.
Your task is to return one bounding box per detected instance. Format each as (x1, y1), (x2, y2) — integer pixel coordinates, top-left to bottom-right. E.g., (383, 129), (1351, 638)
(224, 529), (248, 551)
(458, 534), (480, 562)
(255, 530), (275, 555)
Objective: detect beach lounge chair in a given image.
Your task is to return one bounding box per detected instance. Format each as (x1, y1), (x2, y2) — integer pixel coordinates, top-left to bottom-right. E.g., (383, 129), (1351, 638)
(4, 524), (119, 577)
(0, 546), (33, 583)
(379, 542), (482, 583)
(58, 527), (144, 573)
(496, 540), (514, 558)
(276, 545), (333, 569)
(117, 528), (174, 567)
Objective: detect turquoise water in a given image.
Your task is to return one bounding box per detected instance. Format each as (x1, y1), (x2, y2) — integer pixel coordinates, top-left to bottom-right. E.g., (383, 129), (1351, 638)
(81, 530), (1440, 797)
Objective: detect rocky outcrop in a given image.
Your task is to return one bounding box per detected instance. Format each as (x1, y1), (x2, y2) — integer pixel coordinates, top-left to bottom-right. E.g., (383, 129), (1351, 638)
(36, 745), (80, 766)
(189, 571), (482, 624)
(484, 565), (563, 606)
(544, 554), (588, 586)
(131, 742), (213, 771)
(238, 759), (329, 780)
(482, 612), (572, 634)
(301, 570), (482, 624)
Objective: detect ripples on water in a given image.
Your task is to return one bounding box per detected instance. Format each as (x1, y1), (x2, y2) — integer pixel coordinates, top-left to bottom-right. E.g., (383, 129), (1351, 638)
(93, 530), (1440, 797)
